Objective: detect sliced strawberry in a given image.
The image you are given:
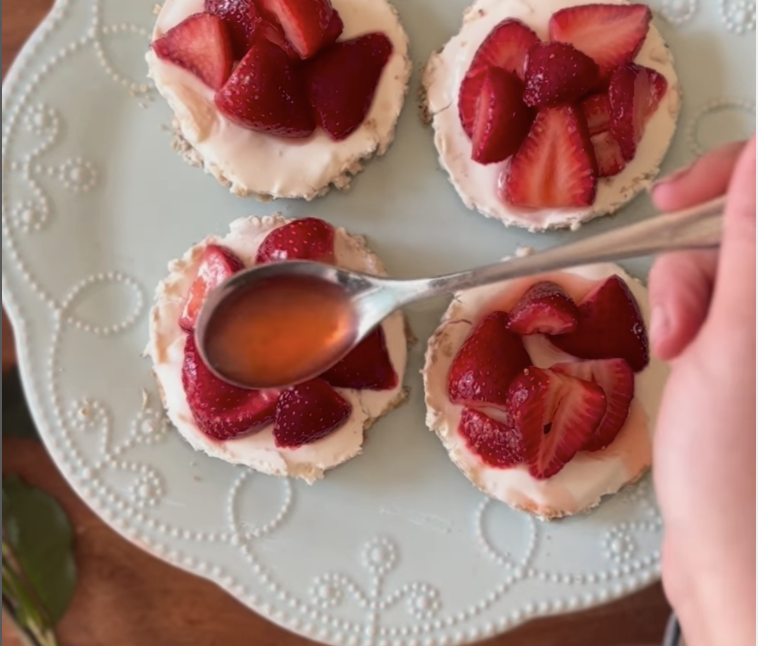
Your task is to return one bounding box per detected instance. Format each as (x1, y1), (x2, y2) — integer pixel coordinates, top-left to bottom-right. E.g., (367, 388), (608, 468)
(322, 9), (344, 46)
(261, 0), (334, 59)
(255, 217), (335, 264)
(608, 63), (668, 161)
(152, 13), (234, 90)
(471, 67), (535, 164)
(182, 334), (280, 440)
(506, 281), (579, 335)
(273, 378), (351, 448)
(580, 93), (611, 136)
(502, 105), (597, 209)
(320, 327), (397, 390)
(523, 42), (600, 108)
(459, 19), (539, 137)
(204, 0), (259, 59)
(254, 17), (300, 59)
(591, 131), (626, 177)
(506, 367), (606, 479)
(553, 359), (634, 451)
(179, 244), (244, 332)
(305, 33), (393, 141)
(550, 275), (650, 372)
(549, 3), (652, 79)
(447, 311), (532, 407)
(459, 407), (525, 468)
(215, 39), (315, 137)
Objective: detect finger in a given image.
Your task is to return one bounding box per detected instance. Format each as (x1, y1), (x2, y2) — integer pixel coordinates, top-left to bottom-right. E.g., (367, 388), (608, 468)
(649, 250), (717, 360)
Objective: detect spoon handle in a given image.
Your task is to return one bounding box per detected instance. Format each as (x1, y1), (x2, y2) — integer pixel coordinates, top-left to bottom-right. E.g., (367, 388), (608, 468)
(403, 195), (725, 301)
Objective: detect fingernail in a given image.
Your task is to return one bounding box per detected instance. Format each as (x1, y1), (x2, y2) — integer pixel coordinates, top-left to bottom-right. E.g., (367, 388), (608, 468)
(650, 305), (669, 348)
(652, 164), (694, 194)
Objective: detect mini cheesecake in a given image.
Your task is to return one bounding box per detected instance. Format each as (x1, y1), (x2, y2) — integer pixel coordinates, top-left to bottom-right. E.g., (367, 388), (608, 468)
(147, 0), (411, 200)
(422, 0), (682, 231)
(148, 215), (410, 483)
(423, 260), (668, 519)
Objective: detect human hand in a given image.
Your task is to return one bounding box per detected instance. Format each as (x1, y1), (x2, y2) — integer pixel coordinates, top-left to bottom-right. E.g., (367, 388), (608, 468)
(649, 137), (756, 646)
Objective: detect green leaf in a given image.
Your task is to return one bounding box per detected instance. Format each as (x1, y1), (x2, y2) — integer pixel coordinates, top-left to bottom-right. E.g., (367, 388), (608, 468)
(2, 477), (77, 623)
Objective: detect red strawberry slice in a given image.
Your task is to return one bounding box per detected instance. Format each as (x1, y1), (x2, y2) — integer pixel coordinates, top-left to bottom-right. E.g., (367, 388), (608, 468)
(261, 0), (334, 59)
(255, 217), (335, 264)
(506, 280), (579, 335)
(608, 63), (668, 161)
(447, 311), (532, 407)
(580, 93), (611, 136)
(322, 9), (344, 46)
(273, 379), (351, 448)
(459, 407), (525, 468)
(152, 13), (234, 90)
(506, 367), (606, 479)
(502, 105), (597, 209)
(591, 131), (626, 177)
(523, 42), (600, 108)
(471, 67), (535, 164)
(553, 359), (634, 451)
(215, 39), (315, 137)
(549, 275), (650, 372)
(255, 17), (300, 59)
(204, 0), (259, 59)
(179, 244), (244, 332)
(182, 334), (280, 440)
(459, 20), (539, 137)
(305, 33), (393, 141)
(549, 3), (653, 79)
(320, 327), (397, 390)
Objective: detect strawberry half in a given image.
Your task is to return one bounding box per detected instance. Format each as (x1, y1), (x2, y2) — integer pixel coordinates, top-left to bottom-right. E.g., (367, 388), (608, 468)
(255, 217), (335, 264)
(506, 280), (579, 335)
(523, 42), (600, 108)
(320, 327), (397, 390)
(459, 407), (525, 468)
(261, 0), (334, 59)
(447, 311), (532, 407)
(506, 367), (606, 479)
(471, 67), (535, 164)
(204, 0), (259, 60)
(179, 244), (244, 332)
(322, 9), (344, 47)
(255, 17), (300, 59)
(152, 13), (234, 90)
(215, 39), (315, 137)
(459, 19), (539, 137)
(591, 130), (626, 177)
(273, 379), (351, 448)
(608, 63), (668, 161)
(549, 275), (650, 372)
(553, 359), (634, 452)
(580, 92), (611, 136)
(502, 105), (597, 209)
(549, 3), (653, 79)
(182, 334), (280, 440)
(305, 33), (393, 141)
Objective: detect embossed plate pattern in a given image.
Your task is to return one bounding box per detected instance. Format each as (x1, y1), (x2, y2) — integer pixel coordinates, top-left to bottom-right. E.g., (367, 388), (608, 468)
(2, 1), (755, 644)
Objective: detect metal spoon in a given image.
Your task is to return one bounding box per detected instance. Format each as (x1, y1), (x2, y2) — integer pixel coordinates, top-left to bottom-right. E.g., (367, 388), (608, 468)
(196, 195), (725, 389)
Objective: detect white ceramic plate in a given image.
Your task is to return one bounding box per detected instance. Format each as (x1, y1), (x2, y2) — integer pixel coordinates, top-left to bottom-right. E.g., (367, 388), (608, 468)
(2, 1), (755, 644)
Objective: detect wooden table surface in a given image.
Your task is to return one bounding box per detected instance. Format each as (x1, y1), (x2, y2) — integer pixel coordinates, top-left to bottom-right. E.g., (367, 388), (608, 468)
(2, 2), (672, 644)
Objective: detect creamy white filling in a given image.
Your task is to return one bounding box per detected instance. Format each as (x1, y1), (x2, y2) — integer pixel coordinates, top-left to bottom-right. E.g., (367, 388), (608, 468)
(147, 215), (408, 483)
(423, 0), (682, 231)
(146, 0), (411, 199)
(423, 262), (669, 518)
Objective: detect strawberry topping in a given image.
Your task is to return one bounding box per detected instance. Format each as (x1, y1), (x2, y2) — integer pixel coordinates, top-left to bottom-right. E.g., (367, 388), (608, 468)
(255, 217), (336, 264)
(322, 9), (344, 47)
(506, 280), (579, 335)
(550, 275), (650, 372)
(255, 17), (300, 59)
(447, 312), (532, 407)
(591, 130), (626, 177)
(320, 327), (397, 390)
(152, 13), (234, 91)
(261, 0), (335, 59)
(273, 379), (351, 448)
(180, 244), (244, 332)
(182, 334), (280, 440)
(215, 39), (315, 137)
(204, 0), (259, 60)
(459, 407), (525, 468)
(305, 33), (393, 141)
(580, 92), (611, 136)
(471, 67), (535, 164)
(553, 359), (634, 451)
(523, 42), (600, 108)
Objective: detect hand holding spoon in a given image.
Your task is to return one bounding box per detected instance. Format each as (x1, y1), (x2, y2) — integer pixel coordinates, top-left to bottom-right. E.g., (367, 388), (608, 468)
(196, 196), (724, 390)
